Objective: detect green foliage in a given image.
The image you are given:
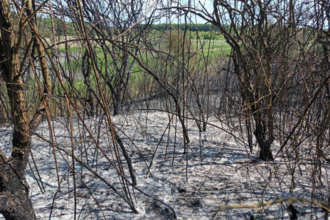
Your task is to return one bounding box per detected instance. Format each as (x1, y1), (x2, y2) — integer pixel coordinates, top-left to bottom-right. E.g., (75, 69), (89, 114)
(57, 47), (82, 54)
(36, 16), (78, 38)
(199, 32), (224, 40)
(147, 23), (222, 32)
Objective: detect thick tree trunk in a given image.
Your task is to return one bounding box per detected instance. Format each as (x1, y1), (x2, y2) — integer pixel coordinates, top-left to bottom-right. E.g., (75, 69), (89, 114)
(0, 78), (37, 219)
(0, 71), (37, 220)
(1, 0), (51, 219)
(254, 125), (274, 161)
(0, 163), (36, 220)
(258, 139), (274, 161)
(113, 93), (122, 116)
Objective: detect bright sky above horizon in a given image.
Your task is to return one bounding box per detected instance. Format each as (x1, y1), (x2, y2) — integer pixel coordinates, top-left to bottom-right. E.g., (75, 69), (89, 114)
(153, 0), (214, 24)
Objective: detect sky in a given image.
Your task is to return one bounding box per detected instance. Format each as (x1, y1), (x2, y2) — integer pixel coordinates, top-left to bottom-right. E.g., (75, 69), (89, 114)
(143, 0), (215, 24)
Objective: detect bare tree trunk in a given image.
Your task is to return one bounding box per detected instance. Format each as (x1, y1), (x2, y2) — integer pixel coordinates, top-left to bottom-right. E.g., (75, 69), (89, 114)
(254, 124), (274, 161)
(0, 0), (51, 218)
(0, 162), (37, 220)
(0, 58), (37, 220)
(0, 0), (36, 218)
(113, 92), (122, 116)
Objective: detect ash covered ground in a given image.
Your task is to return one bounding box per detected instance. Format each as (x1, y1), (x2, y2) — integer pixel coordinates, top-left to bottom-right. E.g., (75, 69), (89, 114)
(0, 111), (329, 219)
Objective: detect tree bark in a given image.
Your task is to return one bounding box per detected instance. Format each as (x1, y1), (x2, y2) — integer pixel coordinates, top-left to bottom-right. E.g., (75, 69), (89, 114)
(254, 124), (274, 161)
(0, 162), (36, 220)
(0, 59), (37, 220)
(0, 0), (51, 219)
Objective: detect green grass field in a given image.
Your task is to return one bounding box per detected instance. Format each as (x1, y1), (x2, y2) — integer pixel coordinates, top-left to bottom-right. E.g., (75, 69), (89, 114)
(192, 39), (231, 57)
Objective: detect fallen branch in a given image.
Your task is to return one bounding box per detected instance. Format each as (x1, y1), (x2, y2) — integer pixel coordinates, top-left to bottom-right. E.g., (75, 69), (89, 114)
(213, 197), (330, 219)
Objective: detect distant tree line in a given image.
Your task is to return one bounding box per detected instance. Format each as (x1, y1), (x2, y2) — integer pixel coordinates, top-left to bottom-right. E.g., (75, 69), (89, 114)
(144, 23), (223, 32)
(36, 18), (223, 38)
